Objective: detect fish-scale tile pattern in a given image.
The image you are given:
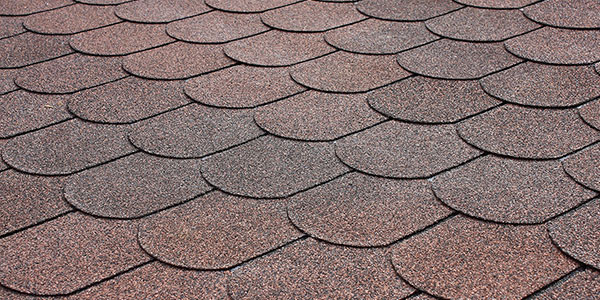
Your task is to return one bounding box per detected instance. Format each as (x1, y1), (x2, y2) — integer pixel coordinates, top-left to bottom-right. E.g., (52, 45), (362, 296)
(453, 0), (538, 9)
(0, 33), (71, 68)
(0, 213), (151, 295)
(336, 121), (482, 178)
(129, 104), (263, 158)
(23, 4), (120, 35)
(204, 0), (301, 13)
(580, 99), (600, 130)
(138, 192), (302, 269)
(288, 173), (452, 246)
(0, 0), (73, 16)
(392, 216), (578, 300)
(254, 91), (385, 141)
(529, 269), (600, 300)
(64, 152), (211, 218)
(562, 143), (600, 191)
(229, 238), (415, 299)
(356, 0), (462, 21)
(0, 17), (25, 38)
(114, 0), (211, 23)
(260, 1), (365, 32)
(523, 0), (600, 29)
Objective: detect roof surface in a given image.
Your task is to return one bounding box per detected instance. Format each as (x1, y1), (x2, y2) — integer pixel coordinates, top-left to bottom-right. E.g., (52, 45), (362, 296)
(0, 0), (600, 299)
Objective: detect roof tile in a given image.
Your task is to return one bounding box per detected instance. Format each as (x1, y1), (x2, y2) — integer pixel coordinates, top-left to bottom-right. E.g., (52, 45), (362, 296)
(129, 104), (263, 158)
(0, 170), (70, 236)
(392, 216), (578, 300)
(505, 27), (600, 65)
(0, 17), (25, 38)
(115, 0), (211, 23)
(71, 262), (228, 299)
(0, 212), (150, 295)
(480, 62), (600, 108)
(0, 69), (18, 95)
(530, 269), (600, 300)
(67, 77), (189, 124)
(0, 91), (71, 138)
(201, 135), (349, 198)
(166, 11), (268, 43)
(432, 155), (596, 224)
(261, 1), (365, 32)
(523, 0), (600, 29)
(229, 238), (414, 299)
(254, 91), (385, 141)
(23, 4), (120, 35)
(580, 99), (600, 130)
(288, 173), (452, 246)
(425, 7), (540, 42)
(2, 119), (136, 175)
(185, 65), (305, 108)
(64, 152), (211, 219)
(204, 0), (302, 13)
(70, 22), (174, 56)
(368, 76), (501, 123)
(549, 199), (600, 269)
(75, 0), (130, 4)
(356, 0), (462, 21)
(453, 0), (538, 9)
(138, 192), (302, 269)
(15, 54), (126, 94)
(457, 105), (600, 159)
(562, 143), (600, 191)
(0, 0), (73, 16)
(325, 19), (437, 55)
(291, 52), (410, 93)
(0, 33), (71, 68)
(397, 39), (522, 80)
(224, 31), (335, 67)
(123, 42), (233, 80)
(336, 121), (482, 178)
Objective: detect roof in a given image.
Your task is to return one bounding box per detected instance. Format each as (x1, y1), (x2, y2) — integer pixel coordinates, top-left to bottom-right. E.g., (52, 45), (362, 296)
(0, 0), (600, 299)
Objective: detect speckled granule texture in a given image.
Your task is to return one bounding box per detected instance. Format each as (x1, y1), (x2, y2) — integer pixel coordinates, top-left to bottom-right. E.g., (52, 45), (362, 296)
(505, 27), (600, 65)
(457, 105), (600, 159)
(579, 99), (600, 130)
(0, 17), (25, 38)
(288, 173), (452, 247)
(201, 135), (349, 198)
(23, 4), (120, 35)
(0, 140), (8, 171)
(229, 238), (415, 299)
(0, 69), (18, 95)
(480, 62), (600, 108)
(204, 0), (301, 13)
(254, 91), (385, 141)
(425, 7), (540, 42)
(261, 1), (365, 32)
(0, 170), (70, 236)
(185, 65), (305, 108)
(529, 269), (600, 300)
(0, 0), (73, 16)
(75, 0), (129, 4)
(123, 42), (234, 80)
(453, 0), (538, 8)
(563, 143), (600, 191)
(0, 33), (71, 68)
(64, 153), (211, 218)
(325, 19), (436, 55)
(67, 77), (189, 124)
(167, 11), (268, 43)
(549, 199), (600, 269)
(368, 76), (500, 123)
(392, 216), (579, 300)
(115, 0), (210, 23)
(356, 0), (462, 21)
(2, 120), (136, 175)
(523, 0), (600, 29)
(291, 52), (410, 93)
(224, 31), (335, 66)
(0, 213), (151, 295)
(129, 104), (263, 158)
(336, 121), (482, 178)
(432, 155), (596, 224)
(138, 192), (302, 269)
(70, 22), (174, 56)
(396, 39), (522, 80)
(0, 91), (71, 138)
(15, 54), (126, 94)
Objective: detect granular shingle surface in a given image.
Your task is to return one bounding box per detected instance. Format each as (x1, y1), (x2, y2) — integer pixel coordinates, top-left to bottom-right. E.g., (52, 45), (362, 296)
(2, 1), (600, 298)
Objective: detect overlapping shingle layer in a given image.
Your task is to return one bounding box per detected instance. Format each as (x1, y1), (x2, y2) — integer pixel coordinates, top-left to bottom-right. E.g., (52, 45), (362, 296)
(1, 0), (599, 299)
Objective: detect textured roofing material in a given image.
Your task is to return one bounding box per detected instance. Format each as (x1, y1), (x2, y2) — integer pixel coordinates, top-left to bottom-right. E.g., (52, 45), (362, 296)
(1, 0), (600, 298)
